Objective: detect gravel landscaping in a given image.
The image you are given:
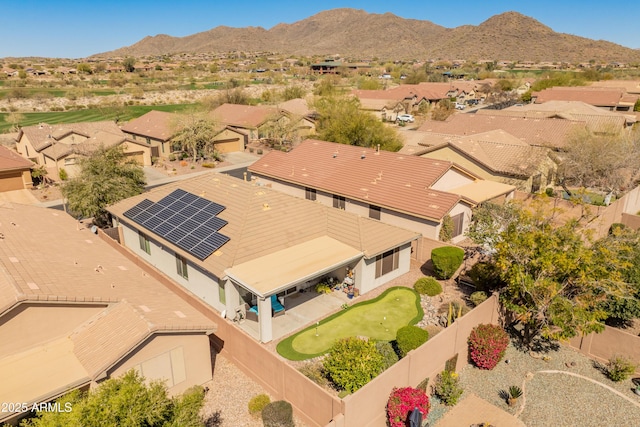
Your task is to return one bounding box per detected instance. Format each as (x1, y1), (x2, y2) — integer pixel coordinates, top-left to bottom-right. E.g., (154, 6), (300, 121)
(429, 342), (640, 427)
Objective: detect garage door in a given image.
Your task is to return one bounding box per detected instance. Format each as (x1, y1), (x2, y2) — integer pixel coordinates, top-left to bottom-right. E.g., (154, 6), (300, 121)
(0, 172), (25, 192)
(125, 152), (145, 165)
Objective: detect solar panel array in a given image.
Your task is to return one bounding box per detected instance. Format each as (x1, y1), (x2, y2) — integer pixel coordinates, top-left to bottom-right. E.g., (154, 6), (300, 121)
(123, 189), (229, 260)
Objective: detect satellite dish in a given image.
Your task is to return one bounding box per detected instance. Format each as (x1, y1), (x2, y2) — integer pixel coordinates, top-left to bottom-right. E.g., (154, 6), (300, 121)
(90, 225), (98, 234)
(221, 310), (227, 319)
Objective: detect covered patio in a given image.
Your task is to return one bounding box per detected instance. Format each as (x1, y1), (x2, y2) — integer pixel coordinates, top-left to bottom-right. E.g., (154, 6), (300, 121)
(224, 236), (362, 342)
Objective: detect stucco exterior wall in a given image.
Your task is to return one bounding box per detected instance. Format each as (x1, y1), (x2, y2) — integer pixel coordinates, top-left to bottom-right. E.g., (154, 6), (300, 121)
(108, 333), (212, 396)
(120, 222), (222, 310)
(431, 168), (475, 191)
(0, 303), (105, 357)
(355, 243), (412, 294)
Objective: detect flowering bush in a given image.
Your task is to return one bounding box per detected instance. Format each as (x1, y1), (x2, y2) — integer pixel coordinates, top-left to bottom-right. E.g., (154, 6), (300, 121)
(433, 370), (463, 406)
(468, 324), (509, 370)
(386, 387), (430, 427)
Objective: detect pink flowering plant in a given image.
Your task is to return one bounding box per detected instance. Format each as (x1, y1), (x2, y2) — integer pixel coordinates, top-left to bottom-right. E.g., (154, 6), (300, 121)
(386, 387), (430, 427)
(468, 324), (509, 370)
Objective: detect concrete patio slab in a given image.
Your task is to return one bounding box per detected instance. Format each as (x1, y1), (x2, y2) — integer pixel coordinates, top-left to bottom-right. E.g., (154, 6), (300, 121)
(435, 393), (526, 427)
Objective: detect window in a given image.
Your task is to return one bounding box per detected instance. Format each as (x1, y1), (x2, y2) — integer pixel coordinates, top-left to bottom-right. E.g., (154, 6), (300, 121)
(531, 174), (542, 193)
(146, 137), (151, 145)
(375, 248), (400, 278)
(138, 231), (151, 254)
(305, 187), (316, 201)
(333, 195), (346, 209)
(218, 282), (226, 305)
(64, 157), (76, 166)
(175, 254), (188, 279)
(451, 213), (464, 238)
(369, 205), (381, 220)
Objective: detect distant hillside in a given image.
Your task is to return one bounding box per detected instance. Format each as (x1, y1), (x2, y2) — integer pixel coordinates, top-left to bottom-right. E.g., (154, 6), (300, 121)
(96, 9), (640, 63)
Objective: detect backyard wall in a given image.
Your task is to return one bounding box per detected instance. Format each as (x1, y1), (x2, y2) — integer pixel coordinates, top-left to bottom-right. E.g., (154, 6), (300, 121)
(329, 295), (500, 427)
(567, 325), (640, 374)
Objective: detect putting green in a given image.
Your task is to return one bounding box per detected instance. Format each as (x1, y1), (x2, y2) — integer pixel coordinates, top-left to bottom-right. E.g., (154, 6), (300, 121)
(277, 287), (423, 360)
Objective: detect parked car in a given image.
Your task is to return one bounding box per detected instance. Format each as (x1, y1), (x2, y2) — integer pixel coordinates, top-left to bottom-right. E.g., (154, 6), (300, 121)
(397, 114), (415, 123)
(455, 103), (466, 110)
(466, 99), (479, 106)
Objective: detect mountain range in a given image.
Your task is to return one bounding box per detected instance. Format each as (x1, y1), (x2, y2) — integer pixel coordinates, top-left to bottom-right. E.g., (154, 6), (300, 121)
(97, 9), (640, 63)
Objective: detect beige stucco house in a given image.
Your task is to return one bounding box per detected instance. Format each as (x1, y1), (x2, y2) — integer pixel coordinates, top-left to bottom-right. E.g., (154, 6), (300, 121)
(0, 203), (215, 424)
(0, 145), (33, 191)
(107, 173), (419, 343)
(248, 139), (516, 261)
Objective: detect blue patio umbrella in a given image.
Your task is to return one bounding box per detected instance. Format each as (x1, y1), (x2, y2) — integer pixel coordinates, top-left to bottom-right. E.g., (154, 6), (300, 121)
(409, 407), (422, 427)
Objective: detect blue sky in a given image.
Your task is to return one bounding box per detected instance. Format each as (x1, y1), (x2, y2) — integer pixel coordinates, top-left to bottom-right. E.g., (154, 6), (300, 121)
(1, 1), (638, 59)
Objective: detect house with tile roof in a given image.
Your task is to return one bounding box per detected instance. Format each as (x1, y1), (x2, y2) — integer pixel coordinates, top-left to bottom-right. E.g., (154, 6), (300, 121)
(417, 113), (586, 150)
(0, 203), (215, 424)
(248, 139), (515, 259)
(531, 86), (639, 112)
(15, 121), (153, 179)
(411, 130), (558, 193)
(107, 172), (419, 343)
(0, 145), (34, 191)
(121, 110), (248, 159)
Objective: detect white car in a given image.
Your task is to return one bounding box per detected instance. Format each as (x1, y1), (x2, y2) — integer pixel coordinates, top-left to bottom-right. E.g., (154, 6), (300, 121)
(455, 103), (466, 110)
(397, 114), (415, 123)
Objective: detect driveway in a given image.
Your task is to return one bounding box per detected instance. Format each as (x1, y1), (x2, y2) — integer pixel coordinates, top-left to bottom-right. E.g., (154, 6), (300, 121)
(0, 189), (40, 205)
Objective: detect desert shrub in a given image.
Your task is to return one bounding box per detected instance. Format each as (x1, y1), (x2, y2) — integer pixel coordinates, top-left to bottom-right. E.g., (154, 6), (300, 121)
(439, 214), (454, 242)
(248, 394), (270, 417)
(261, 400), (294, 427)
(202, 162), (216, 168)
(545, 187), (555, 197)
(433, 370), (463, 406)
(257, 149), (263, 155)
(58, 168), (68, 181)
(396, 326), (429, 357)
(387, 387), (430, 427)
(323, 337), (384, 393)
(431, 246), (464, 279)
(468, 324), (509, 370)
(469, 291), (488, 307)
(414, 276), (442, 296)
(168, 154), (177, 161)
(375, 341), (399, 370)
(606, 355), (637, 382)
(466, 262), (503, 292)
(609, 223), (626, 235)
(298, 362), (329, 387)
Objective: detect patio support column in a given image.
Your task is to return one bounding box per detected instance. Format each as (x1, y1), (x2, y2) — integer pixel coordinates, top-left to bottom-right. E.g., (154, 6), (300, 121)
(224, 279), (240, 318)
(257, 296), (273, 343)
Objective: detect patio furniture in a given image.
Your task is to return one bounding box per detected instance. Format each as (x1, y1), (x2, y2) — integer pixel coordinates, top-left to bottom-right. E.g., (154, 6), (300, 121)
(271, 294), (285, 316)
(245, 303), (259, 321)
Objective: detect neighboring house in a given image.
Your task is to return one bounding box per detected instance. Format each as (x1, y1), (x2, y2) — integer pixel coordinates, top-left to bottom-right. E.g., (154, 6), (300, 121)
(413, 129), (558, 193)
(0, 203), (216, 424)
(276, 98), (317, 139)
(0, 145), (34, 191)
(248, 139), (515, 257)
(531, 86), (639, 112)
(107, 173), (419, 343)
(15, 121), (151, 179)
(210, 103), (294, 143)
(417, 113), (586, 150)
(481, 100), (634, 130)
(121, 110), (248, 158)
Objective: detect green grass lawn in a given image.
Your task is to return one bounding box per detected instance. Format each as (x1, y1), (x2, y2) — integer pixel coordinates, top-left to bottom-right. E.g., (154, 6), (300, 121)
(0, 104), (197, 133)
(277, 287), (423, 361)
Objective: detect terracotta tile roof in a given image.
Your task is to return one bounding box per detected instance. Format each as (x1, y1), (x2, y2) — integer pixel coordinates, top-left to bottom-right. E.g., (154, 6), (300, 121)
(419, 130), (551, 178)
(277, 98), (313, 117)
(0, 145), (33, 171)
(248, 139), (475, 221)
(210, 103), (280, 129)
(121, 110), (176, 141)
(18, 121), (124, 152)
(0, 203), (214, 334)
(107, 172), (420, 280)
(532, 87), (623, 107)
(417, 114), (584, 149)
(589, 80), (640, 94)
(41, 131), (127, 160)
(480, 101), (630, 129)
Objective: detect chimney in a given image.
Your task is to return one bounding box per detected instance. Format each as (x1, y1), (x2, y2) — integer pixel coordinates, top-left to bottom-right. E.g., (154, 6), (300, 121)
(376, 144), (380, 153)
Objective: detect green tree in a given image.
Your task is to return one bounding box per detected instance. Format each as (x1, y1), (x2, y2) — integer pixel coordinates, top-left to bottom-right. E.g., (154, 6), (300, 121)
(467, 202), (635, 348)
(61, 146), (146, 227)
(22, 370), (206, 427)
(171, 113), (219, 161)
(313, 96), (402, 152)
(123, 57), (137, 72)
(76, 63), (93, 74)
(323, 337), (384, 393)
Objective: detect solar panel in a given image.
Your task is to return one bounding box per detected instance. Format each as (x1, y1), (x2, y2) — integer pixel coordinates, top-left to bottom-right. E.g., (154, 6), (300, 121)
(122, 190), (229, 260)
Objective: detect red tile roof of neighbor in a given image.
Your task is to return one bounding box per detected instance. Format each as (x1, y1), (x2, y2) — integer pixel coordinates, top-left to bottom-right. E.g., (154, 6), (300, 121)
(210, 103), (280, 128)
(417, 113), (585, 149)
(0, 145), (33, 171)
(249, 139), (489, 221)
(532, 87), (624, 107)
(121, 110), (176, 141)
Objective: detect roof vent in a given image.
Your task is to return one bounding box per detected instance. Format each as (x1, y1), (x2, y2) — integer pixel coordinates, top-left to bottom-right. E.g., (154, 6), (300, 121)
(361, 153), (366, 159)
(333, 152), (338, 158)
